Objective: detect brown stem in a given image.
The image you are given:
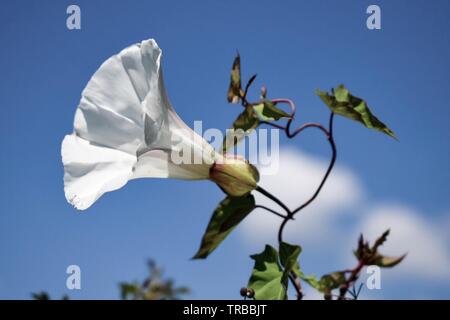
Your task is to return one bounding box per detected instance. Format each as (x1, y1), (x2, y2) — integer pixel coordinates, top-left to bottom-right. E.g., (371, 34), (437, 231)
(254, 205), (289, 219)
(260, 120), (329, 138)
(255, 186), (292, 217)
(271, 98), (296, 115)
(292, 114), (336, 215)
(338, 260), (365, 300)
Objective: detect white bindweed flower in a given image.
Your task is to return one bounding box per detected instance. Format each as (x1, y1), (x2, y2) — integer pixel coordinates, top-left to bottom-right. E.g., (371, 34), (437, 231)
(62, 39), (258, 210)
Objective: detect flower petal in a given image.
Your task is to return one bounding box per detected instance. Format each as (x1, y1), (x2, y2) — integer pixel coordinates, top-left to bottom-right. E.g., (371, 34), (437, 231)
(133, 149), (211, 180)
(74, 39), (165, 154)
(62, 135), (136, 210)
(74, 97), (143, 155)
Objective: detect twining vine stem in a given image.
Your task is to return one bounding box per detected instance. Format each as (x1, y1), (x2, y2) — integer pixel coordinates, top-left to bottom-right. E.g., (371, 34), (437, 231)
(254, 186), (291, 217)
(254, 98), (337, 300)
(254, 205), (288, 219)
(277, 112), (336, 244)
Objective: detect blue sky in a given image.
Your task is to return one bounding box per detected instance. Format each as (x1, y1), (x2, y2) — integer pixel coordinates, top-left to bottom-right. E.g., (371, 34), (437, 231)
(0, 0), (449, 299)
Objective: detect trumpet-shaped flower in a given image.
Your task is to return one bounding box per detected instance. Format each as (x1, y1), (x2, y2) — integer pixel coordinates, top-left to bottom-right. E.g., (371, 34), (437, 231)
(62, 39), (258, 210)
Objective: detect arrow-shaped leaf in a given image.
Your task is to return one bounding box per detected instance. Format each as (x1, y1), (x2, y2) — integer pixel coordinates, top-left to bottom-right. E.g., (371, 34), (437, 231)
(316, 84), (396, 139)
(193, 194), (255, 259)
(227, 54), (243, 104)
(253, 100), (290, 121)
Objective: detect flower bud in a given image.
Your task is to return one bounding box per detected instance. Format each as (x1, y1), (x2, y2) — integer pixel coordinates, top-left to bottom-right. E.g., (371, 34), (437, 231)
(260, 85), (267, 99)
(209, 157), (259, 197)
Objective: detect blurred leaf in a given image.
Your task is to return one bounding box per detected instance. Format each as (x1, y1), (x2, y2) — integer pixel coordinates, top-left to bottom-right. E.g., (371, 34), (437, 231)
(371, 253), (407, 268)
(354, 234), (371, 261)
(316, 84), (396, 138)
(31, 291), (70, 300)
(298, 271), (321, 290)
(248, 245), (287, 300)
(119, 283), (140, 300)
(193, 194), (255, 259)
(120, 260), (190, 300)
(31, 292), (50, 300)
(227, 53), (243, 104)
(318, 271), (346, 294)
(354, 229), (406, 269)
(253, 100), (290, 121)
(372, 229), (390, 251)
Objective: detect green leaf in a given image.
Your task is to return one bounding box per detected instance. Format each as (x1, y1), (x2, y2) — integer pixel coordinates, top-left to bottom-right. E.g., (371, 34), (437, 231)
(253, 100), (290, 121)
(298, 271), (321, 290)
(193, 194), (255, 259)
(316, 84), (396, 139)
(233, 105), (260, 131)
(119, 283), (140, 300)
(278, 242), (322, 291)
(318, 271), (346, 294)
(227, 53), (243, 104)
(248, 245), (288, 300)
(222, 105), (259, 153)
(371, 254), (407, 268)
(279, 242), (302, 282)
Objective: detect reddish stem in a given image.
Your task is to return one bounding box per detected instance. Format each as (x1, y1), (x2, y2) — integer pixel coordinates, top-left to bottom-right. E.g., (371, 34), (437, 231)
(338, 260), (366, 300)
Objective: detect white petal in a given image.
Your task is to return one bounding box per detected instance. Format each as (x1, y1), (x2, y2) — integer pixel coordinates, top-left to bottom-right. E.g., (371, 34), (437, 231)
(74, 39), (164, 154)
(134, 111), (217, 180)
(133, 149), (211, 180)
(120, 40), (161, 102)
(74, 97), (143, 155)
(62, 135), (136, 210)
(63, 39), (165, 209)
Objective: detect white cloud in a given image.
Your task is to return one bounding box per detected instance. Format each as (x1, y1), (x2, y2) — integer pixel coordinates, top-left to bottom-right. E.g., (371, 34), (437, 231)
(359, 205), (450, 280)
(240, 147), (450, 284)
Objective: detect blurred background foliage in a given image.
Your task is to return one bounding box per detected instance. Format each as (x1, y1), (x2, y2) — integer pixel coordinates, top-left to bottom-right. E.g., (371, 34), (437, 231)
(31, 259), (190, 300)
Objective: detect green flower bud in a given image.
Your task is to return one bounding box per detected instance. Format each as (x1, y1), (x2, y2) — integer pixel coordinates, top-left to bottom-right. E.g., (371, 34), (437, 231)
(209, 157), (259, 197)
